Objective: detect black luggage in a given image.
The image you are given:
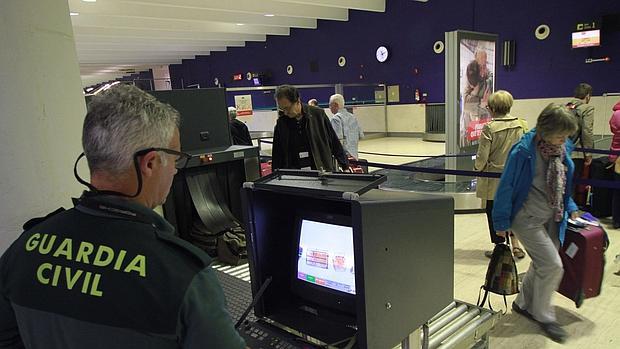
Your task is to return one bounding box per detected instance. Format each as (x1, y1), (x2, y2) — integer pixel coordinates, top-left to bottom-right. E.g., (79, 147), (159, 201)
(588, 157), (613, 218)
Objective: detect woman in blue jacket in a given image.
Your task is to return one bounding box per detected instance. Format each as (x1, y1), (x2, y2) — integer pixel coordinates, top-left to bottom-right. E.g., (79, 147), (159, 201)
(492, 103), (579, 343)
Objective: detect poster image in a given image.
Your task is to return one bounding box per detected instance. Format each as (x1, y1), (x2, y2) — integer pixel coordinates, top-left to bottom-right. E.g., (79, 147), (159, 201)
(234, 94), (253, 117)
(459, 39), (495, 148)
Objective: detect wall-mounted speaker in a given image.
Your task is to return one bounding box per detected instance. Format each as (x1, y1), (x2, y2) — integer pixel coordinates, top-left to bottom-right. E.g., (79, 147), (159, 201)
(503, 40), (516, 69)
(535, 24), (550, 40)
(433, 40), (444, 54)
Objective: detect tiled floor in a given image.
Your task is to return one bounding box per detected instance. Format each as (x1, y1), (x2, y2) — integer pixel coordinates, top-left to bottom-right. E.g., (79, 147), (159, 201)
(357, 136), (445, 172)
(359, 137), (620, 349)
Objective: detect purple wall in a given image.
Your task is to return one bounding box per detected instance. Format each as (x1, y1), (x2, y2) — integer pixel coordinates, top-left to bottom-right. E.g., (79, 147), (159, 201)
(170, 0), (620, 105)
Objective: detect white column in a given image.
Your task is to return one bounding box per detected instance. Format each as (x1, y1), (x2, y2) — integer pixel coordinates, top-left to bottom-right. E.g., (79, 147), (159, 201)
(152, 65), (172, 90)
(0, 0), (86, 252)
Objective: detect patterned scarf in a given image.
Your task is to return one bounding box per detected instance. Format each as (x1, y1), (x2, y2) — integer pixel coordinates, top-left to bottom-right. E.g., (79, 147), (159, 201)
(537, 139), (567, 222)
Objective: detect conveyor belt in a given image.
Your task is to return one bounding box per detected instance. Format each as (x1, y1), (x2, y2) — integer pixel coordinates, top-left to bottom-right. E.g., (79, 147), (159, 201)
(186, 170), (239, 235)
(213, 263), (500, 349)
(424, 301), (500, 349)
(213, 267), (256, 324)
(212, 262), (252, 283)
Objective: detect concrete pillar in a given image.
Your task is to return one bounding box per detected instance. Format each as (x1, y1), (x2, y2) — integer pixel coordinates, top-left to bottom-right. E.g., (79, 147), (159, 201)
(0, 0), (86, 252)
(152, 65), (172, 90)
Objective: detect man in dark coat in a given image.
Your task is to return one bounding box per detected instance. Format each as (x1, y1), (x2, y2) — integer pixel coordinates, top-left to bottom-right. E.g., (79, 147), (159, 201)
(271, 85), (348, 172)
(228, 107), (252, 146)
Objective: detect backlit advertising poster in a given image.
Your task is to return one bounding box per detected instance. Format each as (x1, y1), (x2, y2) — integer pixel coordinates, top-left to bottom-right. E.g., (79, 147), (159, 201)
(459, 39), (495, 148)
(234, 94), (253, 117)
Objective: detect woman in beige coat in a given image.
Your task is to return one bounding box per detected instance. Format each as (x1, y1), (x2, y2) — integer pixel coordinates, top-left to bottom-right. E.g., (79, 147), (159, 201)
(475, 90), (527, 258)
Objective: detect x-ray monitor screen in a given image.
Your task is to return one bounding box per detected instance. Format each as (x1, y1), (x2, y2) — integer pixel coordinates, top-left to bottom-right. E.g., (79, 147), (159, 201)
(296, 219), (356, 295)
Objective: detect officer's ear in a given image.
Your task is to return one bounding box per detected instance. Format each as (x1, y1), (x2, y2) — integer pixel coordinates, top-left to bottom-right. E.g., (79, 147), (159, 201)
(137, 150), (158, 178)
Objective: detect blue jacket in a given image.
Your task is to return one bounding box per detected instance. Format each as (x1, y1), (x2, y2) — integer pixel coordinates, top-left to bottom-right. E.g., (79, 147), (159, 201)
(492, 129), (578, 244)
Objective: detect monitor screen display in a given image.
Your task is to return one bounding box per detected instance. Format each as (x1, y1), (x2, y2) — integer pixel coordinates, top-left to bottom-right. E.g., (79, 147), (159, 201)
(572, 29), (601, 48)
(296, 219), (356, 295)
(252, 77), (261, 86)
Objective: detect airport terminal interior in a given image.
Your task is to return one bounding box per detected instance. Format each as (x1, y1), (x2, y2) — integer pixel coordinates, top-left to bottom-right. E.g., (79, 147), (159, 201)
(2, 0), (620, 348)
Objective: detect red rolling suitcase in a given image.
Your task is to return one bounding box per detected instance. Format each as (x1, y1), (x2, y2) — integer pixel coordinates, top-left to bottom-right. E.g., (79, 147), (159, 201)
(348, 156), (368, 174)
(558, 224), (606, 307)
(260, 161), (273, 177)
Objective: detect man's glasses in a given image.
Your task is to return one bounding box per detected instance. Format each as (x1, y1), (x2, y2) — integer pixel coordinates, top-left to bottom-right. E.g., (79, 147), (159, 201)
(134, 147), (192, 169)
(277, 100), (299, 114)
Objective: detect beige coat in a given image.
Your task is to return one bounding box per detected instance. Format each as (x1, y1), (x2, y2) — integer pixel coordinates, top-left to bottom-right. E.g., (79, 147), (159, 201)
(475, 115), (527, 200)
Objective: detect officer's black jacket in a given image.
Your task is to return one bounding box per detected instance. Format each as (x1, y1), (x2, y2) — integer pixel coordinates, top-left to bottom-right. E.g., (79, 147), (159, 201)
(0, 194), (245, 349)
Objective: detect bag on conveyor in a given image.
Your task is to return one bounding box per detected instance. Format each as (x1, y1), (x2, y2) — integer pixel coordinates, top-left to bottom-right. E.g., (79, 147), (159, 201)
(217, 228), (247, 266)
(189, 219), (220, 257)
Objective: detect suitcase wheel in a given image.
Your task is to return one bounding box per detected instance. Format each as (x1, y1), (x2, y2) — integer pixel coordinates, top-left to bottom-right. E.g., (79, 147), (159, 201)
(575, 290), (585, 308)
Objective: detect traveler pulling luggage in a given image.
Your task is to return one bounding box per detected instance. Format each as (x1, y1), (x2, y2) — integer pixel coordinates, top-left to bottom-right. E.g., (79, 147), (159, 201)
(558, 215), (609, 307)
(566, 100), (589, 208)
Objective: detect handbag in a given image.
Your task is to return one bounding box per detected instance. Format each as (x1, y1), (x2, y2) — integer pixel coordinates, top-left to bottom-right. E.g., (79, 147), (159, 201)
(477, 235), (519, 312)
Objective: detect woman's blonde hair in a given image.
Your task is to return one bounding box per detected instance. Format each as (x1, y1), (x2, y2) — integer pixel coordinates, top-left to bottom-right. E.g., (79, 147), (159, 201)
(488, 90), (513, 115)
(489, 90), (513, 115)
(536, 103), (578, 140)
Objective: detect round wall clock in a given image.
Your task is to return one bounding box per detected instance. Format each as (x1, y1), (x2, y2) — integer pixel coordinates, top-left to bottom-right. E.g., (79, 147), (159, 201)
(338, 56), (347, 67)
(286, 64), (294, 75)
(376, 46), (389, 63)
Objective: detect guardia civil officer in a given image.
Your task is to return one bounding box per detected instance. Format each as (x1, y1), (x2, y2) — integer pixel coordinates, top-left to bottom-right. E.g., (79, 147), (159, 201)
(0, 85), (246, 349)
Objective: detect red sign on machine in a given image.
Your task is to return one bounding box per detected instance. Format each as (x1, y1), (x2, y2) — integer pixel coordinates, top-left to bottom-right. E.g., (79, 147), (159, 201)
(232, 73), (243, 81)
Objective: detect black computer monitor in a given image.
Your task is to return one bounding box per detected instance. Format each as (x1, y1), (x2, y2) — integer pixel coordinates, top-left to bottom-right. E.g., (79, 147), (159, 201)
(290, 211), (356, 315)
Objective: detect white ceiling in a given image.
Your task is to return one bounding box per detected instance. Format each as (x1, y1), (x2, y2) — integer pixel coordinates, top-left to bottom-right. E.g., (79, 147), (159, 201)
(69, 0), (386, 87)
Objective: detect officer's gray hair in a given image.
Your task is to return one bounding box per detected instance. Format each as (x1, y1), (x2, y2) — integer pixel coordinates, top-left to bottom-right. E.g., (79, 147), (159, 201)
(83, 84), (180, 175)
(329, 94), (345, 109)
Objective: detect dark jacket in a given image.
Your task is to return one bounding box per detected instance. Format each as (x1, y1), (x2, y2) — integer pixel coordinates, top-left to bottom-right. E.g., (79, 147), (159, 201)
(272, 104), (348, 171)
(230, 119), (253, 146)
(0, 194), (245, 349)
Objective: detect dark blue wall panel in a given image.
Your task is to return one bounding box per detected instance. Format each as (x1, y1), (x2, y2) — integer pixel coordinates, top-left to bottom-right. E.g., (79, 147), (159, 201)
(169, 0), (620, 103)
